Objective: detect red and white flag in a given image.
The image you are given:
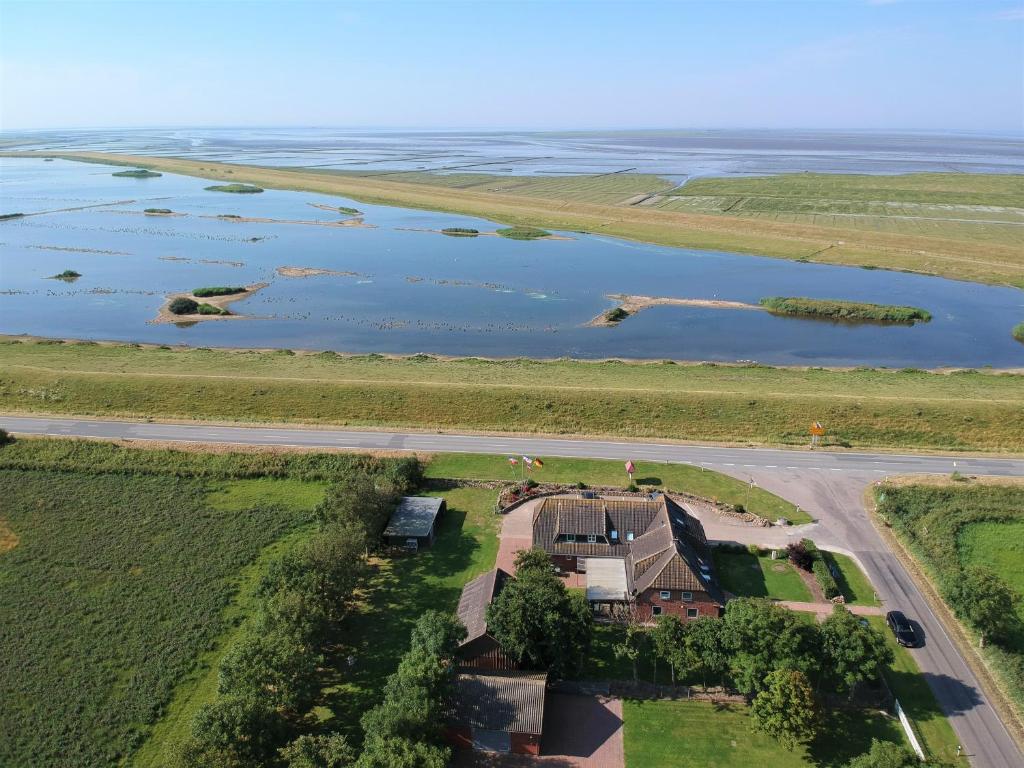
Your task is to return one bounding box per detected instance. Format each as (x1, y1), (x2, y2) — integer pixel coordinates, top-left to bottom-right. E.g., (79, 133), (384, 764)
(508, 457), (519, 465)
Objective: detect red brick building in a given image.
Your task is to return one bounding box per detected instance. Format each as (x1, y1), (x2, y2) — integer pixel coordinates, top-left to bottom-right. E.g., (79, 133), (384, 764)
(455, 567), (519, 670)
(531, 493), (724, 621)
(445, 670), (547, 755)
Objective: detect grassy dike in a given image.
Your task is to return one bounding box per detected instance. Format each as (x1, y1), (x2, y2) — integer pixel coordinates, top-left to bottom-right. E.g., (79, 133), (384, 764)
(2, 337), (1023, 452)
(6, 151), (1023, 286)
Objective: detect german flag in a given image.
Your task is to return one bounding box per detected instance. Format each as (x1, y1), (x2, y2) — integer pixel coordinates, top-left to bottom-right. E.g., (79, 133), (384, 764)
(533, 458), (544, 469)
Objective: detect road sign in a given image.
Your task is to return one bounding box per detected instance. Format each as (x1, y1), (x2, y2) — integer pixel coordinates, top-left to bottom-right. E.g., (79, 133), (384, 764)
(810, 421), (826, 437)
(625, 460), (635, 481)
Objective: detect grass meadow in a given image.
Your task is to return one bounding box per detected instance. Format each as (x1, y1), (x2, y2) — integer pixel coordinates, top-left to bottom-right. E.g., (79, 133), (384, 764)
(3, 338), (1023, 452)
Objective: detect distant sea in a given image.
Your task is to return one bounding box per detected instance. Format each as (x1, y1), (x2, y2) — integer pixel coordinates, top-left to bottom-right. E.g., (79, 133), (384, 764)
(3, 128), (1022, 181)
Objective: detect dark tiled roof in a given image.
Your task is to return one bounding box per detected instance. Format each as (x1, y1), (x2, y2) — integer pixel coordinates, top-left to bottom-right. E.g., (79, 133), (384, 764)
(449, 671), (548, 735)
(457, 568), (512, 644)
(383, 496), (444, 538)
(533, 494), (723, 605)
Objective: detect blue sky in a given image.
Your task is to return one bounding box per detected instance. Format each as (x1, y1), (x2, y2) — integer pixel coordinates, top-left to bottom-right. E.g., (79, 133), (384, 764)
(1, 0), (1022, 131)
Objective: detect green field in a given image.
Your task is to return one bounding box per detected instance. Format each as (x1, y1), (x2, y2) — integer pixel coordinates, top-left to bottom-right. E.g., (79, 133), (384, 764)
(712, 549), (814, 602)
(425, 453), (802, 522)
(9, 152), (1023, 285)
(4, 338), (1023, 453)
(823, 551), (880, 607)
(877, 481), (1024, 738)
(623, 699), (906, 768)
(0, 467), (306, 766)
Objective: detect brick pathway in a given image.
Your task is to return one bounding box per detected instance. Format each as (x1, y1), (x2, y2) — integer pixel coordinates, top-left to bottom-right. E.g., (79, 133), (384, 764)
(779, 600), (884, 620)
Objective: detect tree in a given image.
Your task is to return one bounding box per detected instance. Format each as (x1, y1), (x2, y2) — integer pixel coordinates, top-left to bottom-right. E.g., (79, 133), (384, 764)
(182, 695), (287, 766)
(355, 737), (449, 768)
(513, 546), (555, 575)
(316, 472), (396, 539)
(945, 566), (1022, 647)
(408, 609), (466, 659)
(487, 565), (592, 677)
(0, 428), (13, 447)
(280, 734), (355, 768)
(651, 615), (687, 685)
(723, 598), (821, 695)
(685, 616), (731, 688)
(217, 628), (324, 713)
(820, 606), (893, 694)
(613, 620), (647, 684)
(845, 738), (922, 768)
(750, 669), (820, 751)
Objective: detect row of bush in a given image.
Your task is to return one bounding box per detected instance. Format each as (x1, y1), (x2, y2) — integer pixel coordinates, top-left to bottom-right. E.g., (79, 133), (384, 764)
(193, 286), (246, 297)
(168, 297), (227, 316)
(759, 296), (932, 325)
(0, 438), (423, 483)
(175, 466), (421, 767)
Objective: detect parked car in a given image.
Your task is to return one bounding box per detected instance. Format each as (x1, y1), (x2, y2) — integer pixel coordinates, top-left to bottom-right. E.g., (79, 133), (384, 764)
(886, 610), (920, 647)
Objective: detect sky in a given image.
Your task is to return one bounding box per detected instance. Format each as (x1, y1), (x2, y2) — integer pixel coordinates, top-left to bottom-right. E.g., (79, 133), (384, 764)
(1, 0), (1022, 132)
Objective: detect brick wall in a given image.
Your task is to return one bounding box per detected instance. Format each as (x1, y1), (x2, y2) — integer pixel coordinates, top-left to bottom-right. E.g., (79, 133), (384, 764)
(635, 589), (721, 621)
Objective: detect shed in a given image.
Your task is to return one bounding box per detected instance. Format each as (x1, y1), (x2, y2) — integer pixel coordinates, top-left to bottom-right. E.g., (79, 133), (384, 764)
(383, 496), (446, 549)
(456, 568), (518, 670)
(446, 670), (547, 755)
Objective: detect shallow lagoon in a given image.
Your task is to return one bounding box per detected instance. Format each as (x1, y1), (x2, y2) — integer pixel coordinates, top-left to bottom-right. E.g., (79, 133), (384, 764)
(1, 158), (1022, 367)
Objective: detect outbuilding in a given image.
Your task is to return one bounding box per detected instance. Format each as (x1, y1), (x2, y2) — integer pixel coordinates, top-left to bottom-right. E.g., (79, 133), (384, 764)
(383, 496), (446, 550)
(446, 670), (547, 755)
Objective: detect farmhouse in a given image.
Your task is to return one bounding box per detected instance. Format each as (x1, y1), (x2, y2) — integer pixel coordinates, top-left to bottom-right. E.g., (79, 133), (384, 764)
(446, 670), (547, 755)
(456, 567), (519, 670)
(532, 493), (724, 620)
(383, 496), (446, 550)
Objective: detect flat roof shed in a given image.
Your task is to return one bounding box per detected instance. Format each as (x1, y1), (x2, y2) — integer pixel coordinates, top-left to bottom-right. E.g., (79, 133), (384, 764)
(585, 557), (629, 603)
(383, 496), (446, 548)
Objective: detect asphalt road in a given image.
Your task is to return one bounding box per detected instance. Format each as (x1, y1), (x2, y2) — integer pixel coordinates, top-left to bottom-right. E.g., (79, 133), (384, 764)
(3, 415), (1023, 767)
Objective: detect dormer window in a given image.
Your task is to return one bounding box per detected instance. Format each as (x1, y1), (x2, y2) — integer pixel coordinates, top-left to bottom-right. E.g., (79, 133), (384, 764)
(565, 533), (576, 542)
(587, 534), (597, 544)
(611, 530), (619, 541)
(626, 531), (634, 542)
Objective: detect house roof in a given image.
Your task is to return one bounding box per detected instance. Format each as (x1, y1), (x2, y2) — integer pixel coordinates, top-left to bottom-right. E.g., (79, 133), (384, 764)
(383, 496), (444, 538)
(533, 494), (723, 605)
(586, 557), (629, 602)
(449, 671), (548, 735)
(457, 568), (512, 644)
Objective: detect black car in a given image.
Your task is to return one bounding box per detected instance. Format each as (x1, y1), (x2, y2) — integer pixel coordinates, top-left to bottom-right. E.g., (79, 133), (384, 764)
(886, 610), (920, 648)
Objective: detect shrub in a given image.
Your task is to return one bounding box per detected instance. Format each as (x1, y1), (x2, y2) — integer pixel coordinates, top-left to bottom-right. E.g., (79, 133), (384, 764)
(626, 483), (639, 492)
(0, 428), (13, 447)
(604, 307), (629, 323)
(786, 541), (814, 572)
(193, 286), (245, 297)
(0, 212), (26, 220)
(197, 303), (229, 316)
(759, 296), (931, 325)
(1013, 323), (1024, 344)
(144, 208), (172, 214)
(747, 543), (761, 557)
(50, 269), (81, 280)
(440, 227), (479, 237)
(168, 297), (199, 315)
(813, 559), (840, 599)
(495, 226), (551, 240)
(205, 183), (263, 193)
(112, 169), (161, 178)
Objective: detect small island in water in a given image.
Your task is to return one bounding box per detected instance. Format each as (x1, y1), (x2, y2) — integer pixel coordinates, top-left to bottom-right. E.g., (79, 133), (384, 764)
(1, 212), (26, 220)
(48, 269), (82, 282)
(759, 297), (932, 325)
(143, 208), (174, 215)
(112, 169), (162, 178)
(495, 226), (552, 240)
(441, 227), (480, 237)
(205, 183), (264, 194)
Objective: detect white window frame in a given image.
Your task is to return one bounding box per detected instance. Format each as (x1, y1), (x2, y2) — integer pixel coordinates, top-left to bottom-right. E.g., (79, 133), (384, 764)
(565, 533), (576, 542)
(681, 591), (693, 602)
(659, 590), (671, 600)
(686, 608), (699, 618)
(587, 534), (598, 544)
(610, 530), (619, 541)
(652, 605), (663, 616)
(626, 531), (635, 542)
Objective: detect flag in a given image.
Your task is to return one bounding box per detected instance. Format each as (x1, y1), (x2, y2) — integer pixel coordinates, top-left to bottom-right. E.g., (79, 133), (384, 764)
(533, 458), (544, 469)
(508, 457), (519, 465)
(522, 456), (533, 466)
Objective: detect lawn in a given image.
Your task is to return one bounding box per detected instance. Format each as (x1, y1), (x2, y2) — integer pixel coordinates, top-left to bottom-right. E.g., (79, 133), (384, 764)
(426, 453), (803, 522)
(623, 698), (907, 768)
(4, 338), (1024, 453)
(14, 152), (1023, 285)
(0, 468), (306, 767)
(205, 477), (328, 512)
(823, 550), (880, 607)
(712, 549), (813, 602)
(316, 485), (501, 739)
(867, 616), (967, 765)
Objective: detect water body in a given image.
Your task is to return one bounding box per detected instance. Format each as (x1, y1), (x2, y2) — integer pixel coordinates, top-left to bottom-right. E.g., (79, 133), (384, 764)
(1, 157), (1022, 368)
(5, 127), (1023, 180)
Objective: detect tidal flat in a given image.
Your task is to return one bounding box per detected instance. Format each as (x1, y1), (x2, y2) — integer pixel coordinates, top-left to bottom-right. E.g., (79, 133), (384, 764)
(1, 157), (1022, 368)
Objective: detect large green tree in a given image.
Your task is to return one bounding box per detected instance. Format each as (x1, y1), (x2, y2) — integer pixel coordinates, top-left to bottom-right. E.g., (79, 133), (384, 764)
(279, 734), (354, 768)
(685, 615), (731, 688)
(723, 598), (821, 694)
(651, 615), (688, 685)
(179, 695), (287, 767)
(846, 738), (924, 768)
(487, 552), (593, 677)
(750, 669), (821, 751)
(217, 628), (324, 713)
(820, 606), (893, 694)
(945, 566), (1022, 647)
